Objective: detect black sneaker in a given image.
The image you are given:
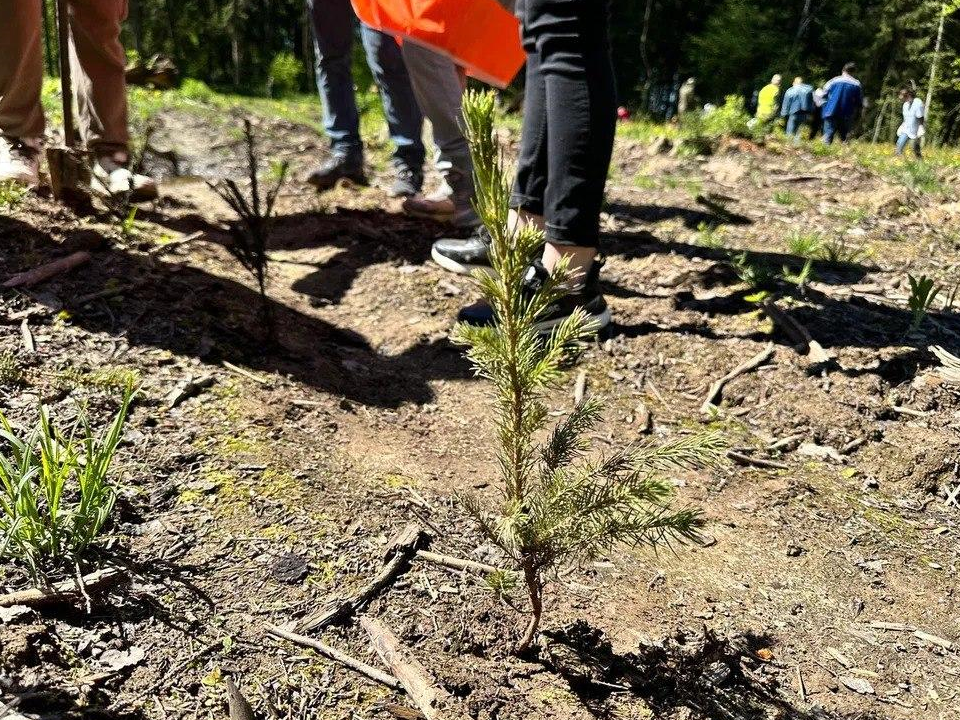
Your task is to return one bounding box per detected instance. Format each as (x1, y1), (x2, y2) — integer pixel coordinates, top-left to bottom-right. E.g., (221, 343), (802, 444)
(457, 258), (611, 334)
(386, 164), (423, 198)
(431, 226), (492, 275)
(306, 154), (367, 191)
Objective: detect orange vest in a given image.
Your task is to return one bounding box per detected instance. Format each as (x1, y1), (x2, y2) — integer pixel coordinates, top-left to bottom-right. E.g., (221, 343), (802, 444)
(351, 0), (525, 88)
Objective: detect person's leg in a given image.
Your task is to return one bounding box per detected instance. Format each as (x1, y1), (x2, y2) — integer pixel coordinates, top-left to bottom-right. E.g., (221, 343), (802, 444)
(400, 41), (476, 227)
(71, 0), (157, 200)
(0, 0), (44, 183)
(360, 24), (425, 190)
(533, 0), (617, 284)
(837, 117), (850, 142)
(913, 137), (922, 159)
(822, 117), (835, 144)
(786, 113), (797, 137)
(895, 133), (908, 155)
(307, 0), (363, 163)
(69, 0), (129, 153)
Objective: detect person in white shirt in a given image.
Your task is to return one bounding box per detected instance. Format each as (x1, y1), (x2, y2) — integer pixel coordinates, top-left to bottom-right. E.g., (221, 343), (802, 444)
(896, 85), (925, 159)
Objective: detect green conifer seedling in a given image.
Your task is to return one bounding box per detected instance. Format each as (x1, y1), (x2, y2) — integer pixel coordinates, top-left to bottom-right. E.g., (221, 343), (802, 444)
(454, 90), (723, 654)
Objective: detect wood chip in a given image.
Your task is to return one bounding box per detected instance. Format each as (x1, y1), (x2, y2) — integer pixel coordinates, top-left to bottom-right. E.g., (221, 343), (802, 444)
(19, 319), (35, 353)
(826, 647), (852, 668)
(913, 630), (954, 650)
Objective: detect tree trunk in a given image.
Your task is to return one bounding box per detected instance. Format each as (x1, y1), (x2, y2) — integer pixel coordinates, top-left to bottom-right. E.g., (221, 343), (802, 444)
(638, 0), (654, 111)
(516, 563), (542, 654)
(924, 2), (948, 146)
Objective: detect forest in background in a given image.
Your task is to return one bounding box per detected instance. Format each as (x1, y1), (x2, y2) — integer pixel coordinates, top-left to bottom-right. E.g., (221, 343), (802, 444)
(36, 0), (960, 142)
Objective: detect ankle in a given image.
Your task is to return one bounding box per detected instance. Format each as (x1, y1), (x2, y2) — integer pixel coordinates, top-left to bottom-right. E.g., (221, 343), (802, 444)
(508, 208), (545, 233)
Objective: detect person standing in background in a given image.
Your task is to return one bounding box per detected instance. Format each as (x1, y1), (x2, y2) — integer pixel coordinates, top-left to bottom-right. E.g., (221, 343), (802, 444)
(305, 0), (426, 197)
(821, 62), (863, 144)
(780, 76), (814, 142)
(755, 74), (782, 126)
(677, 78), (696, 118)
(895, 85), (924, 159)
(0, 0), (158, 199)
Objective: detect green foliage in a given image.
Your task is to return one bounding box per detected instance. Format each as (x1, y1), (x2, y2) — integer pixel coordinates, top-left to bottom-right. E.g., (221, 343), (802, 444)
(787, 230), (824, 258)
(0, 181), (27, 210)
(818, 235), (867, 264)
(772, 189), (805, 206)
(890, 161), (946, 196)
(907, 274), (942, 330)
(455, 90), (717, 653)
(268, 52), (304, 97)
(731, 251), (776, 288)
(0, 388), (134, 575)
(179, 78), (217, 104)
(782, 258), (816, 286)
(680, 96), (754, 145)
(0, 352), (24, 386)
(695, 222), (727, 249)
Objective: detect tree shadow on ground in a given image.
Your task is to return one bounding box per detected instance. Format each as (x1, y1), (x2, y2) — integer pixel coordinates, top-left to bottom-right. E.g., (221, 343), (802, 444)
(605, 199), (752, 229)
(540, 621), (887, 720)
(1, 688), (148, 720)
(0, 215), (473, 409)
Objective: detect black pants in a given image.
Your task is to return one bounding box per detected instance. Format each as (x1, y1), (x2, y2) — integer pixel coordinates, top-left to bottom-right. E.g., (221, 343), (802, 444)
(510, 0), (616, 247)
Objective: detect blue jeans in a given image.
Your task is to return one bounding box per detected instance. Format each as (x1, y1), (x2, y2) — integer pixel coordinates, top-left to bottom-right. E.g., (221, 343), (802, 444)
(785, 112), (808, 138)
(307, 0), (425, 170)
(896, 133), (922, 158)
(822, 116), (851, 144)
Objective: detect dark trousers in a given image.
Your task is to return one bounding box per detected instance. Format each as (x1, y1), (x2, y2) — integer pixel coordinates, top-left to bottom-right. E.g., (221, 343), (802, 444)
(823, 115), (851, 144)
(510, 0), (616, 247)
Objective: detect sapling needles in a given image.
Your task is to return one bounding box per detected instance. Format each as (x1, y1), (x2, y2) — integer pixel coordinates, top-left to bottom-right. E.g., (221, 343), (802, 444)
(454, 90), (722, 653)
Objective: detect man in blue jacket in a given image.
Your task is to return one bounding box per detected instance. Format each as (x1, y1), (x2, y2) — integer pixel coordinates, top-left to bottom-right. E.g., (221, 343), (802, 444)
(821, 63), (863, 144)
(780, 76), (814, 142)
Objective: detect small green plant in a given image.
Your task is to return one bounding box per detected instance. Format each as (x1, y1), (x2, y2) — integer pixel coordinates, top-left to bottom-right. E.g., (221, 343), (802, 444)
(0, 387), (134, 575)
(268, 52), (304, 97)
(731, 251), (775, 289)
(455, 90), (718, 654)
(0, 352), (24, 386)
(772, 189), (804, 206)
(695, 221), (726, 249)
(907, 274), (942, 331)
(0, 180), (27, 210)
(787, 230), (823, 258)
(781, 258), (815, 287)
(818, 235), (866, 264)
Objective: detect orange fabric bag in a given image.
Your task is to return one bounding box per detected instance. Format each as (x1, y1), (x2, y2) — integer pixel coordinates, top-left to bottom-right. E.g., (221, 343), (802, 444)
(352, 0), (524, 88)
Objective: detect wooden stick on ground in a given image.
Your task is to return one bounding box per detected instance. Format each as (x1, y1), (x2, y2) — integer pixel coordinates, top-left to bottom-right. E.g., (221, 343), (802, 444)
(700, 343), (775, 415)
(414, 550), (502, 576)
(20, 320), (35, 353)
(361, 616), (465, 720)
(301, 523), (429, 632)
(266, 624), (401, 690)
(727, 450), (789, 471)
(0, 568), (124, 608)
(3, 251), (92, 289)
(762, 299), (832, 364)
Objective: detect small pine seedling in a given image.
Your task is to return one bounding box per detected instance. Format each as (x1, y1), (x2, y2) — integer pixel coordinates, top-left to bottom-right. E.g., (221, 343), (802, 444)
(209, 119), (289, 341)
(787, 230), (823, 259)
(0, 386), (134, 576)
(731, 251), (775, 289)
(907, 274), (942, 331)
(454, 90), (721, 654)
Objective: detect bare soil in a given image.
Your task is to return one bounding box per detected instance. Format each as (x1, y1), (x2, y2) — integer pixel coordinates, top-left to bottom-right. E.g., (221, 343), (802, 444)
(1, 107), (959, 720)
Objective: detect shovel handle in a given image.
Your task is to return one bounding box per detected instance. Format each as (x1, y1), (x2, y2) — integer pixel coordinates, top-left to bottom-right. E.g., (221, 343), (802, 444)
(56, 0), (75, 148)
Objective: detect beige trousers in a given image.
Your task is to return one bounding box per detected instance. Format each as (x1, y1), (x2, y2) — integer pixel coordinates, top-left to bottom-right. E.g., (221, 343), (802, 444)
(0, 0), (129, 151)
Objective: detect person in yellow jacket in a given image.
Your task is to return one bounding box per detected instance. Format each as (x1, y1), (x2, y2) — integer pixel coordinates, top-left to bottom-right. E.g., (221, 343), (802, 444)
(755, 74), (782, 124)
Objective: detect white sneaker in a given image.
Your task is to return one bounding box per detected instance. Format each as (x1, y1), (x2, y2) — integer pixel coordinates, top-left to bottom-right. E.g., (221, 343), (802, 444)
(92, 157), (159, 202)
(0, 137), (40, 186)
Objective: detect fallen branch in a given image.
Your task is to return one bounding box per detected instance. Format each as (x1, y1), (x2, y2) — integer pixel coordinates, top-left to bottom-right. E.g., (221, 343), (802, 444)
(301, 523), (428, 632)
(149, 230), (204, 257)
(415, 550), (502, 576)
(3, 251), (92, 289)
(222, 360), (271, 385)
(762, 299), (833, 364)
(266, 624), (400, 690)
(0, 568), (124, 608)
(361, 616), (465, 720)
(73, 279), (147, 305)
(701, 343), (775, 414)
(727, 450), (789, 471)
(931, 345), (960, 384)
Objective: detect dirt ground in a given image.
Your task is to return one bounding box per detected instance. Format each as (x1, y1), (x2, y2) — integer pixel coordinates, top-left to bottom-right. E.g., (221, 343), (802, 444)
(1, 103), (959, 720)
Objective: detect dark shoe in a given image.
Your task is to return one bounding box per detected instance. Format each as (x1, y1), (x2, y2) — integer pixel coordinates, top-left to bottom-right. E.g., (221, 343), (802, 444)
(457, 258), (611, 334)
(431, 226), (492, 275)
(306, 154), (367, 192)
(386, 164), (423, 198)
